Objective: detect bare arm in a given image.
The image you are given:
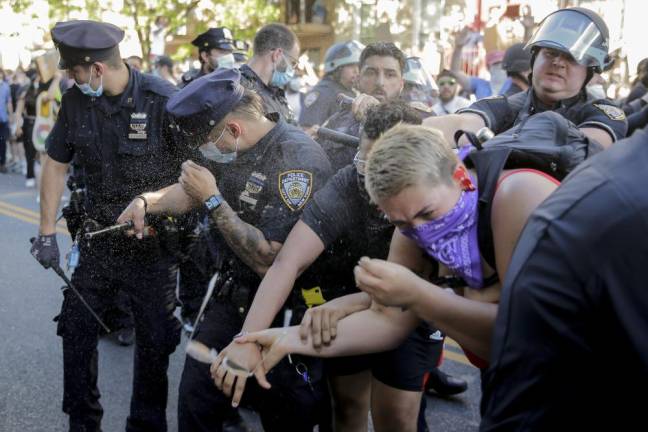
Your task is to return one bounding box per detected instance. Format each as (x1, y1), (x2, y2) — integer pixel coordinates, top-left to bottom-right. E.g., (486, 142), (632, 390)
(241, 220), (327, 332)
(580, 127), (614, 150)
(39, 156), (69, 235)
(423, 112), (486, 148)
(208, 202), (282, 277)
(142, 183), (196, 215)
(449, 28), (472, 92)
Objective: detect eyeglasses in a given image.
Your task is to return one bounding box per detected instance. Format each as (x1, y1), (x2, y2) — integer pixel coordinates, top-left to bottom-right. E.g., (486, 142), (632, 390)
(353, 152), (366, 175)
(438, 79), (457, 87)
(278, 49), (299, 69)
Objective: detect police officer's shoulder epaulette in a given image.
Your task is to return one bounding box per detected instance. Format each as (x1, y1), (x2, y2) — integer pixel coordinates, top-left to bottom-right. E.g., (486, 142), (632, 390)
(278, 128), (323, 166)
(140, 73), (177, 98)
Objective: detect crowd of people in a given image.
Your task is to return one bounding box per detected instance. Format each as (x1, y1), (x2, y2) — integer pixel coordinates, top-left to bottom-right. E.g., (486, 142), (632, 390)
(14, 5), (648, 432)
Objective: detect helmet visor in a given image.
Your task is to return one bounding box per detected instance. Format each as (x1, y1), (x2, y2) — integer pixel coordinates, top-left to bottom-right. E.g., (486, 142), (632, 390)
(526, 10), (607, 69)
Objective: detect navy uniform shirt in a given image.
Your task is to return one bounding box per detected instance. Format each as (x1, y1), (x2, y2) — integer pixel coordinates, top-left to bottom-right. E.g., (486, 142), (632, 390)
(301, 164), (393, 293)
(239, 64), (295, 124)
(47, 66), (185, 224)
(299, 76), (355, 128)
(481, 130), (648, 430)
(206, 115), (332, 289)
(459, 89), (628, 143)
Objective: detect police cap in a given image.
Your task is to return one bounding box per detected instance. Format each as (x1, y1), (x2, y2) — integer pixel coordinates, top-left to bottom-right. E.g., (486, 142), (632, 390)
(51, 20), (124, 69)
(192, 27), (235, 53)
(166, 68), (245, 147)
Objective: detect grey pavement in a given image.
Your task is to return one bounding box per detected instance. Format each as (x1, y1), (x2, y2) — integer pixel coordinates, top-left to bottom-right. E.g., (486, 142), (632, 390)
(0, 171), (481, 432)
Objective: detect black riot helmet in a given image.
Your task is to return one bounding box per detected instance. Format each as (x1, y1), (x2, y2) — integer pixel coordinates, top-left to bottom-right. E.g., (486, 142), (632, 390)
(526, 7), (610, 73)
(502, 43), (532, 73)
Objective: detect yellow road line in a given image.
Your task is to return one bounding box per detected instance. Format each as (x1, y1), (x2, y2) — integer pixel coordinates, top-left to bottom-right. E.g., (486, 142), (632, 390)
(443, 349), (474, 367)
(0, 199), (68, 229)
(445, 338), (461, 350)
(0, 200), (41, 218)
(0, 206), (69, 236)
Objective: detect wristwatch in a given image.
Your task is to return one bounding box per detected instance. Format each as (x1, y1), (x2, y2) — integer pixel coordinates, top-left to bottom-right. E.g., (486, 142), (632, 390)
(204, 194), (224, 212)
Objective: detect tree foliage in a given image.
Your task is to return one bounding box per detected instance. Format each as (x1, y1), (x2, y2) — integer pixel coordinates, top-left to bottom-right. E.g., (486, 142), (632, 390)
(2, 0), (280, 63)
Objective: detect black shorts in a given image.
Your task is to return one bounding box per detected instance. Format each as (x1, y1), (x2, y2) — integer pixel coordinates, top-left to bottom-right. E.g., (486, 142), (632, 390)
(324, 322), (443, 392)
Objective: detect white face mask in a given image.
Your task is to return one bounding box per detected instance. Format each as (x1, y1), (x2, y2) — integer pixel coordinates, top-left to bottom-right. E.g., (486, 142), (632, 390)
(588, 84), (606, 100)
(199, 127), (238, 163)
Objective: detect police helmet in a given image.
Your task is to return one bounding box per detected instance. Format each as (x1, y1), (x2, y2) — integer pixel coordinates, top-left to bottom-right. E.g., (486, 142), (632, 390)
(324, 40), (364, 74)
(403, 57), (438, 92)
(526, 7), (609, 72)
(502, 43), (532, 73)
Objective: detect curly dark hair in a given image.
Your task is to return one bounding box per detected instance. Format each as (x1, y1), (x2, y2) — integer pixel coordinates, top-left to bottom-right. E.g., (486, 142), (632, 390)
(359, 42), (407, 74)
(363, 100), (422, 140)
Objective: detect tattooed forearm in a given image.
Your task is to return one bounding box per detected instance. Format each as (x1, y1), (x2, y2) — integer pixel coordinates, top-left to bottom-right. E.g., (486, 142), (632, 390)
(210, 201), (281, 276)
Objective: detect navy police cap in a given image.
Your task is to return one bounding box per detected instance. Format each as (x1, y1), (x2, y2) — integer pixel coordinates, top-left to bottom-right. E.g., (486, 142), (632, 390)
(166, 68), (245, 146)
(51, 20), (124, 69)
(191, 27), (235, 52)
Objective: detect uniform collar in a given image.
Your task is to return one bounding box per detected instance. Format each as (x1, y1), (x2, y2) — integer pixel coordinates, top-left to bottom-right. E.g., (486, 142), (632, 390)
(240, 64), (284, 95)
(527, 88), (585, 114)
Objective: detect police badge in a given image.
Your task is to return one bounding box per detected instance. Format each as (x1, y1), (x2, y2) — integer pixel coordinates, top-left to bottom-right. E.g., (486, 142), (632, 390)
(128, 112), (148, 139)
(279, 170), (313, 211)
(592, 103), (626, 121)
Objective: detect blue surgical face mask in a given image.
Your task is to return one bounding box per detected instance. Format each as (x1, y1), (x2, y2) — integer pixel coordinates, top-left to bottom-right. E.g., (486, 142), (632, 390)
(75, 66), (103, 97)
(212, 53), (236, 70)
(200, 127), (238, 163)
(270, 53), (295, 88)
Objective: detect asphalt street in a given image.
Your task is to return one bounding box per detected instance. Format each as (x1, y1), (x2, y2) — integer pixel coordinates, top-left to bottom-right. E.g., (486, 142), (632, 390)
(0, 171), (482, 432)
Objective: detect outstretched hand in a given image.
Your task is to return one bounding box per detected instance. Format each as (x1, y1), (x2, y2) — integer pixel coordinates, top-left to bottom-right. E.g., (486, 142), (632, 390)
(353, 257), (425, 308)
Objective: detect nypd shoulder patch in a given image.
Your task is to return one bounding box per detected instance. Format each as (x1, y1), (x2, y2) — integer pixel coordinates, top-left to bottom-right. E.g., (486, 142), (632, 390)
(279, 170), (313, 211)
(304, 91), (320, 108)
(593, 103), (626, 121)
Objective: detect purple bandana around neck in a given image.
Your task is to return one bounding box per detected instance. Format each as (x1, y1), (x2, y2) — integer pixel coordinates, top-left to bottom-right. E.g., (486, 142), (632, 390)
(400, 185), (484, 289)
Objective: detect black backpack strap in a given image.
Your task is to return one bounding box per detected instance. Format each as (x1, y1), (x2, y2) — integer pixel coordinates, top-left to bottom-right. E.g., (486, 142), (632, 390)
(465, 148), (511, 270)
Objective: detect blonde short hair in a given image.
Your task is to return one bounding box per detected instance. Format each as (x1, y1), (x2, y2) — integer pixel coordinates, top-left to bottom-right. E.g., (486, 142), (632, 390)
(365, 124), (457, 202)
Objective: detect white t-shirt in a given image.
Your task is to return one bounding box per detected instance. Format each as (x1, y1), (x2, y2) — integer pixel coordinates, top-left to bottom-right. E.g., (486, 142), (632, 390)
(432, 96), (472, 115)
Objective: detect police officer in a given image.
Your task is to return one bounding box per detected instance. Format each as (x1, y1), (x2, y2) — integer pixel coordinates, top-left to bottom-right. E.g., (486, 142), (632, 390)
(239, 23), (299, 123)
(499, 42), (532, 97)
(118, 69), (332, 432)
(426, 7), (627, 150)
(299, 40), (363, 129)
(480, 123), (648, 431)
(29, 20), (182, 432)
(402, 56), (438, 108)
(180, 27), (236, 87)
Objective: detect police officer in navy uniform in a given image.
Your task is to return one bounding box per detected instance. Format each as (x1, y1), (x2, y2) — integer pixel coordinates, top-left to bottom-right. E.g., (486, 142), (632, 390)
(298, 40), (363, 129)
(480, 120), (648, 432)
(180, 27), (236, 88)
(29, 20), (183, 432)
(118, 69), (333, 432)
(425, 8), (627, 150)
(239, 23), (298, 123)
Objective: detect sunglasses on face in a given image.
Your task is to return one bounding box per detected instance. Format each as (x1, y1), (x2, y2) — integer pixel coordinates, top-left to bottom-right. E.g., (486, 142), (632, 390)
(438, 79), (457, 87)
